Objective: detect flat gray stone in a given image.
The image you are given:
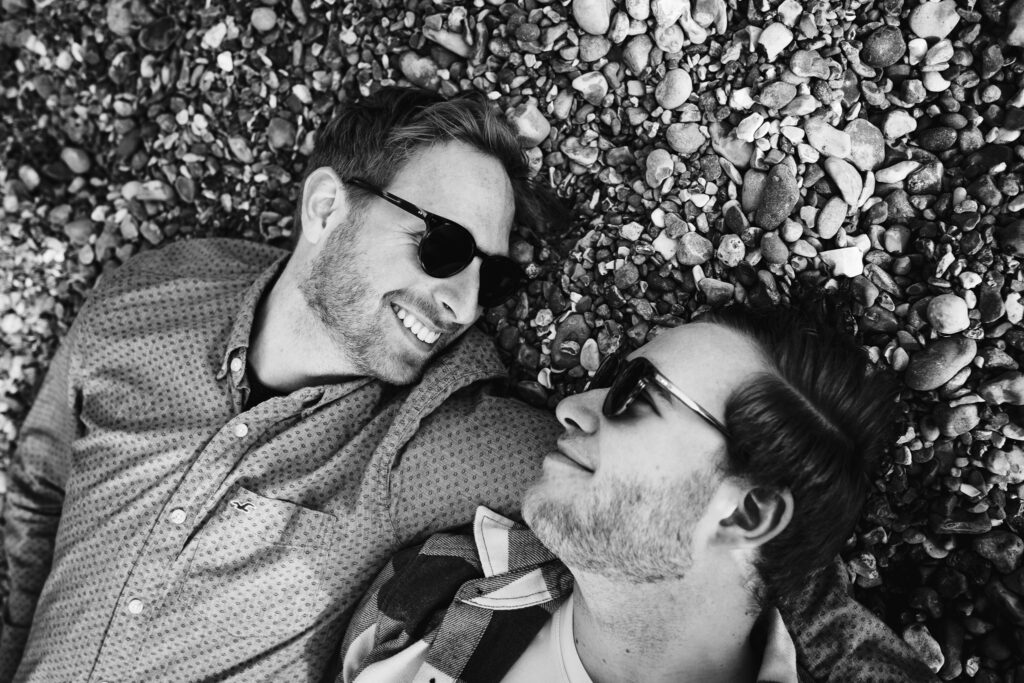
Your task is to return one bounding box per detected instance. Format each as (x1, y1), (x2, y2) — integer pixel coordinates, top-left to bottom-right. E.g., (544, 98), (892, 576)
(845, 119), (885, 171)
(754, 163), (799, 229)
(905, 338), (977, 391)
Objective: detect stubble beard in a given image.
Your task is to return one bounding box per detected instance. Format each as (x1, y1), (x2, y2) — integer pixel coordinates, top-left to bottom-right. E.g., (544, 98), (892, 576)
(522, 467), (722, 583)
(299, 218), (428, 384)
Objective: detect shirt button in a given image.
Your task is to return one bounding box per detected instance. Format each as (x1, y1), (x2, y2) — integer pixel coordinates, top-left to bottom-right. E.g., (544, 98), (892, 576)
(168, 508), (187, 525)
(127, 599), (145, 615)
(230, 357), (244, 374)
(233, 422), (249, 438)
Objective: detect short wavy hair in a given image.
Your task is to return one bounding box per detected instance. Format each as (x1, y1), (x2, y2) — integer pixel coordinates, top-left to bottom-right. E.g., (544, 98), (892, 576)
(703, 302), (898, 604)
(295, 86), (560, 241)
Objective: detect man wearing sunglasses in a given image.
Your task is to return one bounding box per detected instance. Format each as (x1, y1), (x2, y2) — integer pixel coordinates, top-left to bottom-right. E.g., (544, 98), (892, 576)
(2, 87), (564, 681)
(341, 305), (937, 682)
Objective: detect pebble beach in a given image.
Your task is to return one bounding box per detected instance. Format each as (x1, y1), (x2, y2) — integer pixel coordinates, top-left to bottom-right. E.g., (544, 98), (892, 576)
(2, 0), (1024, 678)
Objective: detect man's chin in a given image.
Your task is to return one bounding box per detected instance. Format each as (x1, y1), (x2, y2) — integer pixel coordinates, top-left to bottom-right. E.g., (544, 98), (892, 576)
(520, 480), (564, 534)
(369, 343), (438, 385)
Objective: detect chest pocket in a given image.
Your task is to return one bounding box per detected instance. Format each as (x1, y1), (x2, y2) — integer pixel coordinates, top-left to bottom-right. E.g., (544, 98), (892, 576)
(183, 485), (334, 640)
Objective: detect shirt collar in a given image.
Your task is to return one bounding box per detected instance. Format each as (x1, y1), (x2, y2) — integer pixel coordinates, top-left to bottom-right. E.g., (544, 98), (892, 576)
(756, 607), (800, 683)
(216, 252), (289, 382)
(472, 506), (558, 578)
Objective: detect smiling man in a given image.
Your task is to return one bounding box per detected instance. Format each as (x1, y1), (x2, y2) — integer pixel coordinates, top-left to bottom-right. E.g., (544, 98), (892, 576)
(2, 88), (564, 681)
(341, 305), (938, 683)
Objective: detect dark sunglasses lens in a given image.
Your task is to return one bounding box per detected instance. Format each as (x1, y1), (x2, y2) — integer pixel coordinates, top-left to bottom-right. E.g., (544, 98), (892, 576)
(587, 354), (620, 391)
(603, 358), (648, 417)
(478, 258), (523, 307)
(419, 222), (475, 278)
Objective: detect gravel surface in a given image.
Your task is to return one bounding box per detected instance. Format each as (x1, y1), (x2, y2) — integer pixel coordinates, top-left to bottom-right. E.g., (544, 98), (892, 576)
(2, 0), (1024, 678)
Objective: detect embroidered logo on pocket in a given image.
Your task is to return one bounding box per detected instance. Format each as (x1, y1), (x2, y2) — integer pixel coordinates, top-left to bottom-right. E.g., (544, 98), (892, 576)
(230, 500), (254, 513)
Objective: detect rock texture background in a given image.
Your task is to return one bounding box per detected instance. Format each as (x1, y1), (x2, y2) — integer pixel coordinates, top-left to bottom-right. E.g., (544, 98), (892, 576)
(2, 0), (1024, 678)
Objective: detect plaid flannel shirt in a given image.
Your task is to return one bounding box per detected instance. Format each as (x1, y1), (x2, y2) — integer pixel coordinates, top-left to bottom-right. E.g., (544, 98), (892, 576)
(342, 507), (814, 683)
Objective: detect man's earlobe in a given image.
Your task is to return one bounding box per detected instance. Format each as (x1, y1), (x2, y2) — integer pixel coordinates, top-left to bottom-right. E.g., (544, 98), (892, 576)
(719, 487), (794, 547)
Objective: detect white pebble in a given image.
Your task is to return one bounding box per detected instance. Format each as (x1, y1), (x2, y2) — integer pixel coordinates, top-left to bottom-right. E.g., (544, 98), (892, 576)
(217, 51), (234, 72)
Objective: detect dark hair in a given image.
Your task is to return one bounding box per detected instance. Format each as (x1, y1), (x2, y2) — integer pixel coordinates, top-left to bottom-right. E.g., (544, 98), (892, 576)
(703, 301), (898, 604)
(295, 86), (561, 242)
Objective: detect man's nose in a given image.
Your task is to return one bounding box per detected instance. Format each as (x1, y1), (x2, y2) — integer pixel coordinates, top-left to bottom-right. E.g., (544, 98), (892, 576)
(437, 258), (482, 327)
(555, 389), (605, 435)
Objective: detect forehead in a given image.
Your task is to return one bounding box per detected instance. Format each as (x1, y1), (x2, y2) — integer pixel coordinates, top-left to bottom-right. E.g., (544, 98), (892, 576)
(633, 322), (767, 413)
(384, 141), (516, 254)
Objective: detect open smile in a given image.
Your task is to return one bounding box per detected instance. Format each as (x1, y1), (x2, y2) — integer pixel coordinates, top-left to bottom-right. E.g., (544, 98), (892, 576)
(391, 304), (442, 346)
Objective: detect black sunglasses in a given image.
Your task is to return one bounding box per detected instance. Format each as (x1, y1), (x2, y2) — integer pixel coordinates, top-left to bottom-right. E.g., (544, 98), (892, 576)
(344, 177), (524, 307)
(586, 353), (730, 438)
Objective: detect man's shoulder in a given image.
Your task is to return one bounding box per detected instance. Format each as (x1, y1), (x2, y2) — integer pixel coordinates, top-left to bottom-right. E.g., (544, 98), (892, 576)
(97, 238), (287, 293)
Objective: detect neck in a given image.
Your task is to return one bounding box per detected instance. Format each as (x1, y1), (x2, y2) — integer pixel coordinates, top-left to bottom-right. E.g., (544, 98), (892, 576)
(570, 562), (761, 683)
(248, 256), (360, 392)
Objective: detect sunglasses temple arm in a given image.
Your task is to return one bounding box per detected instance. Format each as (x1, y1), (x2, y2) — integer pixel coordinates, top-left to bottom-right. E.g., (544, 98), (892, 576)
(651, 374), (730, 437)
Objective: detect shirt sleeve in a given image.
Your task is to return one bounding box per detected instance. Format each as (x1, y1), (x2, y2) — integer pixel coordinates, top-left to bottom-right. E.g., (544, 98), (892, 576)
(780, 558), (938, 682)
(389, 387), (560, 546)
(1, 313), (84, 678)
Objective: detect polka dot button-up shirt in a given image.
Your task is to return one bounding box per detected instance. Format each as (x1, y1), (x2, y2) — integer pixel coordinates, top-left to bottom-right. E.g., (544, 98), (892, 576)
(3, 239), (561, 682)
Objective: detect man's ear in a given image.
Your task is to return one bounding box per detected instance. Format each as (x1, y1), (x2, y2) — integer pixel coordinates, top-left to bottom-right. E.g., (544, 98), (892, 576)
(716, 485), (794, 550)
(299, 167), (349, 246)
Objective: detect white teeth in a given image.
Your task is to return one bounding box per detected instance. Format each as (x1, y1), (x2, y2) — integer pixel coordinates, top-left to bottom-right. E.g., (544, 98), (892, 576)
(393, 305), (440, 345)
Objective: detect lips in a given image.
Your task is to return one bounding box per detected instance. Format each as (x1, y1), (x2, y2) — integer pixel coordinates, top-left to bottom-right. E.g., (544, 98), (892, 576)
(391, 304), (441, 345)
(548, 445), (594, 473)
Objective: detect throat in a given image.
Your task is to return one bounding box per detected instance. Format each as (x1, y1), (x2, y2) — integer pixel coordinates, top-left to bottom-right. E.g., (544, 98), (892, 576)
(570, 578), (762, 683)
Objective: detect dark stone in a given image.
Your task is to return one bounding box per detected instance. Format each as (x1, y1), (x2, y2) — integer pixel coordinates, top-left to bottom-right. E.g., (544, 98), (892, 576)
(996, 220), (1024, 256)
(917, 126), (958, 152)
(932, 566), (969, 598)
(514, 380), (549, 408)
(909, 586), (943, 618)
(860, 306), (899, 333)
(988, 580), (1024, 625)
(974, 531), (1024, 574)
(138, 16), (180, 52)
(861, 25), (907, 67)
(936, 618), (965, 680)
(497, 325), (520, 351)
(754, 163), (800, 230)
(964, 145), (1012, 179)
(515, 343), (541, 371)
(905, 337), (977, 390)
(969, 176), (1004, 207)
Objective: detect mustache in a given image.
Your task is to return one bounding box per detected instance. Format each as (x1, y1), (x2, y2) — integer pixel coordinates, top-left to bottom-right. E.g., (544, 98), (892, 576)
(386, 292), (463, 336)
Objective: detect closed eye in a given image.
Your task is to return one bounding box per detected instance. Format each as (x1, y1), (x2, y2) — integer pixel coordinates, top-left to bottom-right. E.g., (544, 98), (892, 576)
(625, 388), (661, 418)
